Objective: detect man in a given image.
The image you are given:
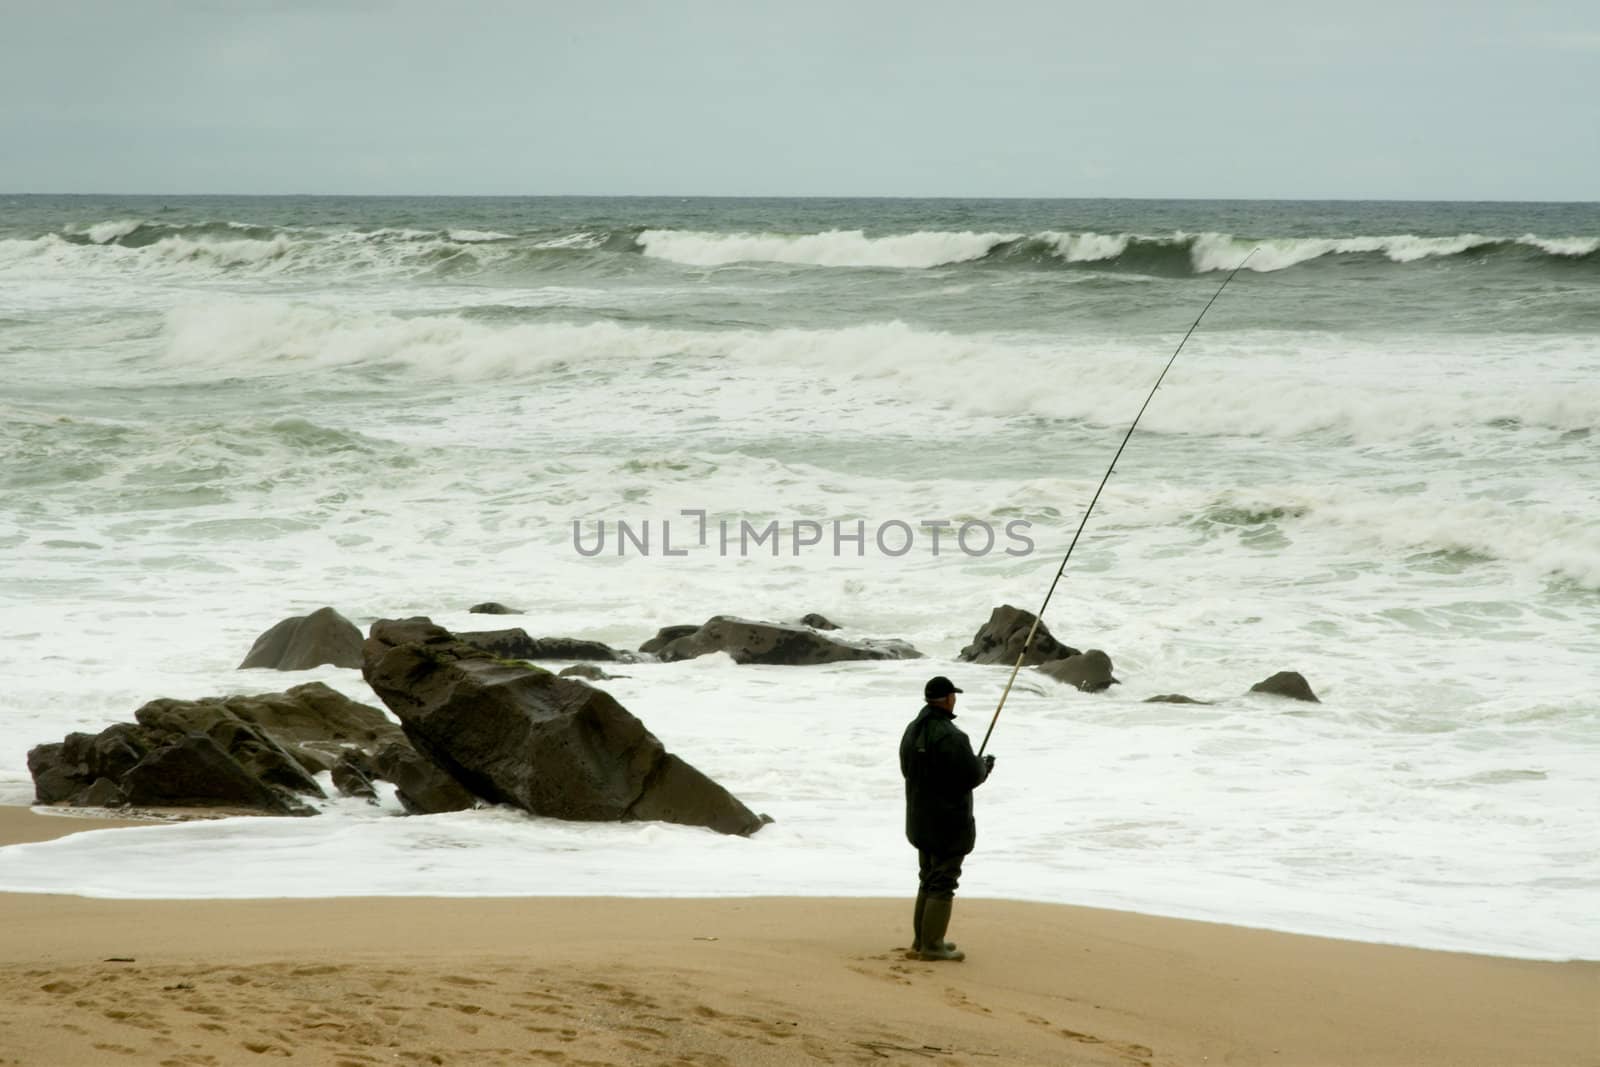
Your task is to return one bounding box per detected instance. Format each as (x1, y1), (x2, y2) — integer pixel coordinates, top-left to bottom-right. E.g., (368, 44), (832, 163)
(899, 675), (994, 962)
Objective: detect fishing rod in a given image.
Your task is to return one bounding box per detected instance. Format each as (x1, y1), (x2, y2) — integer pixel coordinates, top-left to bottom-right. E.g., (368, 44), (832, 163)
(976, 249), (1258, 758)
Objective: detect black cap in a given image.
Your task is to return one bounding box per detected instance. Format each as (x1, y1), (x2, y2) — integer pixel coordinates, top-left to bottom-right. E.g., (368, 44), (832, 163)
(924, 676), (964, 700)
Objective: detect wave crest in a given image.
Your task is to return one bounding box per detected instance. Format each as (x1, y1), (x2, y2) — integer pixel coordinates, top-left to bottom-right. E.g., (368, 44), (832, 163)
(5, 218), (1595, 281)
(636, 228), (1014, 268)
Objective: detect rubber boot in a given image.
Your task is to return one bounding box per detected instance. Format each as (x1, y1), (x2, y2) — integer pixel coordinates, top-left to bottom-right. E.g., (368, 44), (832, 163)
(918, 896), (965, 961)
(911, 890), (957, 954)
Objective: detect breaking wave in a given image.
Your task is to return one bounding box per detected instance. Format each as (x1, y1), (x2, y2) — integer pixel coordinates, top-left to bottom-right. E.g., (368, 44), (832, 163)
(156, 299), (1600, 438)
(2, 219), (1594, 282)
(637, 228), (1600, 273)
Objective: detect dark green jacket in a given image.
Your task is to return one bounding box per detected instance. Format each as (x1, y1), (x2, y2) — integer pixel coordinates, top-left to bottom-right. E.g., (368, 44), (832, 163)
(900, 703), (988, 856)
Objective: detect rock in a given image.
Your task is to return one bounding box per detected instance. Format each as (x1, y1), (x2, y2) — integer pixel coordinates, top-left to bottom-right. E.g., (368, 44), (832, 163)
(799, 613), (840, 631)
(238, 607), (364, 670)
(625, 754), (762, 831)
(651, 616), (922, 666)
(362, 618), (765, 834)
(71, 778), (128, 808)
(457, 628), (637, 663)
(373, 740), (477, 814)
(27, 743), (82, 804)
(558, 664), (623, 682)
(1144, 693), (1212, 705)
(26, 683), (405, 815)
(280, 742), (340, 776)
(1250, 671), (1320, 703)
(1039, 650), (1119, 692)
(331, 751), (380, 802)
(28, 727), (156, 806)
(135, 683), (401, 746)
(72, 723), (152, 783)
(958, 605), (1080, 666)
(193, 718), (326, 798)
(468, 602), (522, 615)
(639, 625), (700, 655)
(120, 733), (309, 814)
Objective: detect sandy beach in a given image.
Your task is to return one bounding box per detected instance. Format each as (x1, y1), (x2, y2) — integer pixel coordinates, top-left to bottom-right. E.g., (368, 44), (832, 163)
(1, 808), (1593, 1067)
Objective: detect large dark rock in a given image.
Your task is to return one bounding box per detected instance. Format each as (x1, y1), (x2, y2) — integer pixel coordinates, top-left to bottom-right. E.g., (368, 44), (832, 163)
(958, 605), (1080, 666)
(457, 628), (637, 663)
(1250, 671), (1320, 703)
(362, 618), (766, 835)
(26, 682), (413, 816)
(650, 616), (922, 665)
(238, 607), (364, 670)
(1039, 650), (1119, 692)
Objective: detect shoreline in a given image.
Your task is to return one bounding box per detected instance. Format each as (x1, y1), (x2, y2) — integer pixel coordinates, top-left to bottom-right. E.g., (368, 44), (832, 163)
(7, 805), (1587, 963)
(4, 807), (1595, 1065)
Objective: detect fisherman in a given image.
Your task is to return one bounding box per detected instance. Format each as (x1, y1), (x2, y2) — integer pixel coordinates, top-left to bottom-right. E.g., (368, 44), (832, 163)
(899, 675), (994, 962)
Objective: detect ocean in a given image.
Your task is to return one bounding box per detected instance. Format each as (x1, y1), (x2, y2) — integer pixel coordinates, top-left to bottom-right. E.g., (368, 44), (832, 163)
(0, 195), (1595, 961)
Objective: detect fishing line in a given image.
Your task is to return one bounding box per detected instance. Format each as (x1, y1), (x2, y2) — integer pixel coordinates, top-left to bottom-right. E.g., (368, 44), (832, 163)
(976, 249), (1258, 757)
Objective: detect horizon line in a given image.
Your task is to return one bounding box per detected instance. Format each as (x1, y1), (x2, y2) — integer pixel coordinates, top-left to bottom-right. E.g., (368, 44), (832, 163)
(4, 191), (1596, 206)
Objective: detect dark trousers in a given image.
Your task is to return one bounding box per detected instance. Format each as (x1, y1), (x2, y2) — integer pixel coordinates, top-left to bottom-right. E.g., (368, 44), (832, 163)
(917, 849), (965, 900)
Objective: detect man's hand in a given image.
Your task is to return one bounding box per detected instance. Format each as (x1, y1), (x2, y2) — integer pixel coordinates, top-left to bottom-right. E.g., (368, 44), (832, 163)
(982, 754), (996, 776)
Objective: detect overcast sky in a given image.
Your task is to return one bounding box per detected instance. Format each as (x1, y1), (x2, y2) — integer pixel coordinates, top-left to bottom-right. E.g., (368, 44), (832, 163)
(2, 0), (1596, 200)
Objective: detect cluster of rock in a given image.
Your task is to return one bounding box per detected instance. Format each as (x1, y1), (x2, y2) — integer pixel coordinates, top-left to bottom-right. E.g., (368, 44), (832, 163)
(238, 608), (914, 672)
(25, 682), (453, 816)
(959, 605), (1118, 692)
(30, 619), (770, 835)
(955, 603), (1319, 703)
(640, 615), (920, 665)
(28, 599), (1321, 830)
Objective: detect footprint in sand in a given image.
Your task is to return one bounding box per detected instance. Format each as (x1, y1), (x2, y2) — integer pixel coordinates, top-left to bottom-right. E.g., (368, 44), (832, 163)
(1019, 1010), (1155, 1065)
(942, 987), (993, 1016)
(239, 1040), (291, 1057)
(847, 961), (914, 987)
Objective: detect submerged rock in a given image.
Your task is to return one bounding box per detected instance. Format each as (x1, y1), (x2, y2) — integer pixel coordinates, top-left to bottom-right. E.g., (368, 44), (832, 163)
(457, 628), (636, 663)
(558, 663), (624, 682)
(638, 624), (700, 656)
(650, 616), (921, 665)
(1144, 693), (1212, 705)
(362, 618), (767, 835)
(1250, 671), (1320, 703)
(238, 607), (364, 670)
(1039, 650), (1119, 693)
(468, 602), (523, 615)
(958, 605), (1079, 666)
